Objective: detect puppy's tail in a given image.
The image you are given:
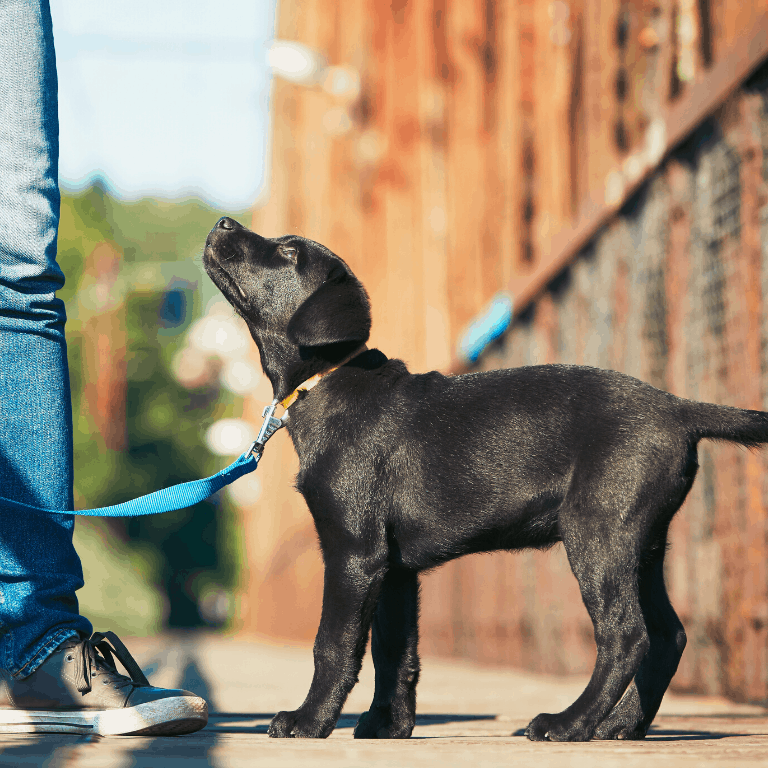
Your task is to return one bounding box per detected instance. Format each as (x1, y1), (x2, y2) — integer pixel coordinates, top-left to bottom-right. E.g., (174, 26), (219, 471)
(686, 401), (768, 447)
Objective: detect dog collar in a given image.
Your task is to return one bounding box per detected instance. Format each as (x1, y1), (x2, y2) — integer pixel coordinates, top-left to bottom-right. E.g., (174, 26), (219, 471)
(280, 344), (368, 409)
(248, 345), (368, 458)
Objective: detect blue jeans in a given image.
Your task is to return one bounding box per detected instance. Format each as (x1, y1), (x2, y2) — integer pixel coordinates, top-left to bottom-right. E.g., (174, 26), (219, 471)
(0, 0), (92, 677)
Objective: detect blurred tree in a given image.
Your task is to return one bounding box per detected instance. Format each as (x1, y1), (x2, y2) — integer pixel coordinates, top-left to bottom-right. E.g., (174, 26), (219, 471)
(59, 182), (247, 630)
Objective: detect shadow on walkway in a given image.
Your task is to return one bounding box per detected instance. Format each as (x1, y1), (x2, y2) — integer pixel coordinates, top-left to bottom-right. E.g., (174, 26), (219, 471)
(206, 712), (497, 735)
(511, 725), (751, 740)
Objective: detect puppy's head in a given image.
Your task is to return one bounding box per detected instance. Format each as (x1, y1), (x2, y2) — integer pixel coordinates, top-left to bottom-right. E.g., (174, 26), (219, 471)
(203, 217), (371, 391)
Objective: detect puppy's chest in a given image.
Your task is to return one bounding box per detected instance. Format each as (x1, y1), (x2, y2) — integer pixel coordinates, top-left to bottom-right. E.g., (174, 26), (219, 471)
(294, 439), (414, 522)
(296, 452), (391, 507)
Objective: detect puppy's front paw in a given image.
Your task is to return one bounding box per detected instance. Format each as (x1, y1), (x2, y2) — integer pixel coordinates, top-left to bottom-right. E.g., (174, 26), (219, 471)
(525, 712), (591, 742)
(268, 709), (334, 738)
(354, 705), (414, 739)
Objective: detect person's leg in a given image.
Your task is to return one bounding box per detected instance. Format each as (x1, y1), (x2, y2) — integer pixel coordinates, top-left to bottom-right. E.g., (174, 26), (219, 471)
(0, 0), (92, 677)
(0, 2), (208, 736)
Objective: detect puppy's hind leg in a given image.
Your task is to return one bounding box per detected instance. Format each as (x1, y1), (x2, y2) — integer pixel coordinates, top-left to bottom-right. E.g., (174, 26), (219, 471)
(355, 568), (420, 739)
(593, 552), (687, 739)
(594, 448), (696, 739)
(526, 503), (650, 741)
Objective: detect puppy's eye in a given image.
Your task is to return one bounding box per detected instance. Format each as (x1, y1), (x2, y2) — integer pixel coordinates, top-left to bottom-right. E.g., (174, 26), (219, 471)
(282, 247), (297, 259)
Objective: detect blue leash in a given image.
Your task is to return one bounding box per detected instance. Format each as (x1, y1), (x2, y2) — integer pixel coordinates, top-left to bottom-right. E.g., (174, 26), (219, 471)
(0, 401), (287, 518)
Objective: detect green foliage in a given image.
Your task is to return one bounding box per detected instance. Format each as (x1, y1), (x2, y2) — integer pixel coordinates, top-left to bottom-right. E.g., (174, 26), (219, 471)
(62, 183), (247, 631)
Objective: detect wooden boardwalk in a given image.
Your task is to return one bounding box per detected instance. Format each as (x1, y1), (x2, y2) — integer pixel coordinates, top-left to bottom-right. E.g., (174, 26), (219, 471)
(2, 633), (765, 767)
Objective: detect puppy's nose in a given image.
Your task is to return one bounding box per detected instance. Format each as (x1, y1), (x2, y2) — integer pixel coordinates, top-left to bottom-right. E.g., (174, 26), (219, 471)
(216, 216), (236, 230)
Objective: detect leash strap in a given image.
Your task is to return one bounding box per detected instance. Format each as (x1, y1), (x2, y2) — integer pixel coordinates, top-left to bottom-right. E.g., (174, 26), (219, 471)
(0, 451), (259, 518)
(1, 348), (362, 518)
(0, 401), (288, 518)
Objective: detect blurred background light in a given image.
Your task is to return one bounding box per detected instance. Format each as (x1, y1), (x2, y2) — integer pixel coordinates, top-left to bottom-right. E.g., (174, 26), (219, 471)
(266, 39), (324, 84)
(321, 65), (361, 101)
(187, 303), (250, 357)
(170, 346), (215, 390)
(205, 418), (256, 456)
(225, 474), (262, 507)
(220, 359), (262, 395)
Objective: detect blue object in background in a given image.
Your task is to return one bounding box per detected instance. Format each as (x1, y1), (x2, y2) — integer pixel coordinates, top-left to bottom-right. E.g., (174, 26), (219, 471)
(457, 292), (514, 365)
(159, 288), (188, 329)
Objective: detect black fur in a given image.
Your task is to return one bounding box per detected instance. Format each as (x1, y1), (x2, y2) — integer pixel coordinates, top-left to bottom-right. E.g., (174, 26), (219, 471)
(204, 217), (768, 741)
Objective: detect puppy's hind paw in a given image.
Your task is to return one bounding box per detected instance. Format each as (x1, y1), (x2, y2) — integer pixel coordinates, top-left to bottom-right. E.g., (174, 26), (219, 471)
(268, 710), (297, 738)
(525, 712), (592, 742)
(593, 718), (648, 740)
(525, 713), (552, 741)
(354, 706), (414, 739)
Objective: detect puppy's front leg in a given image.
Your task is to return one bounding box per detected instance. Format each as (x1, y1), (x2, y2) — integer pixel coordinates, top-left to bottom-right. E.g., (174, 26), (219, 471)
(269, 555), (386, 738)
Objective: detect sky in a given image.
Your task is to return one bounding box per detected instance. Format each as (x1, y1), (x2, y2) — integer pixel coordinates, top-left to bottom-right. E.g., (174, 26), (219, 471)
(50, 0), (276, 210)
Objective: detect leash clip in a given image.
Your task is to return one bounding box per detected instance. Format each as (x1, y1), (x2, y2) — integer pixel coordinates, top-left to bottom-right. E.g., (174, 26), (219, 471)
(247, 399), (288, 458)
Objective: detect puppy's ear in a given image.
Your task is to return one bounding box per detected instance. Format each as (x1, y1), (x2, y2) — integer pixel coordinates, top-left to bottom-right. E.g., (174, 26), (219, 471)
(287, 265), (371, 347)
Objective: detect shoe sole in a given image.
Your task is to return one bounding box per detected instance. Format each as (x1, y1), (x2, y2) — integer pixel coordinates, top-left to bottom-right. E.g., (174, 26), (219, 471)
(0, 696), (208, 736)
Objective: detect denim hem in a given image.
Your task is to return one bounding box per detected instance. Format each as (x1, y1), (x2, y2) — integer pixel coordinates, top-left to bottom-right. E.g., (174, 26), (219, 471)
(10, 627), (81, 679)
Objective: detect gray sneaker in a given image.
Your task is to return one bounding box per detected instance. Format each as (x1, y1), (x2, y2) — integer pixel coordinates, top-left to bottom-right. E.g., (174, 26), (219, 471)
(0, 631), (208, 736)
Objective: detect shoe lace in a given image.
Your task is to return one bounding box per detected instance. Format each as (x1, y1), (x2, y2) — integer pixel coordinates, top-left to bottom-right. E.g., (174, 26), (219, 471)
(72, 631), (150, 694)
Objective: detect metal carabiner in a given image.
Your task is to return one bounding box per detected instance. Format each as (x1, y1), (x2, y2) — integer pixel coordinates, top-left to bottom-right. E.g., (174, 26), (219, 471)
(246, 399), (289, 458)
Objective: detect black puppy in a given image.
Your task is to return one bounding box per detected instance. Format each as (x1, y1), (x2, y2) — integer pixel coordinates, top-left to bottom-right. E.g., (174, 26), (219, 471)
(204, 217), (768, 742)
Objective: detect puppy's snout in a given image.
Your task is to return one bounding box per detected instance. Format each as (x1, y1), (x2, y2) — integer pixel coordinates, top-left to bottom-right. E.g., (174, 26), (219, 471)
(216, 216), (237, 230)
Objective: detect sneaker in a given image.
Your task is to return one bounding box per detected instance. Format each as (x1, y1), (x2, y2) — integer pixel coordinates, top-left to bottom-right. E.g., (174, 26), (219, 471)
(0, 631), (208, 736)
